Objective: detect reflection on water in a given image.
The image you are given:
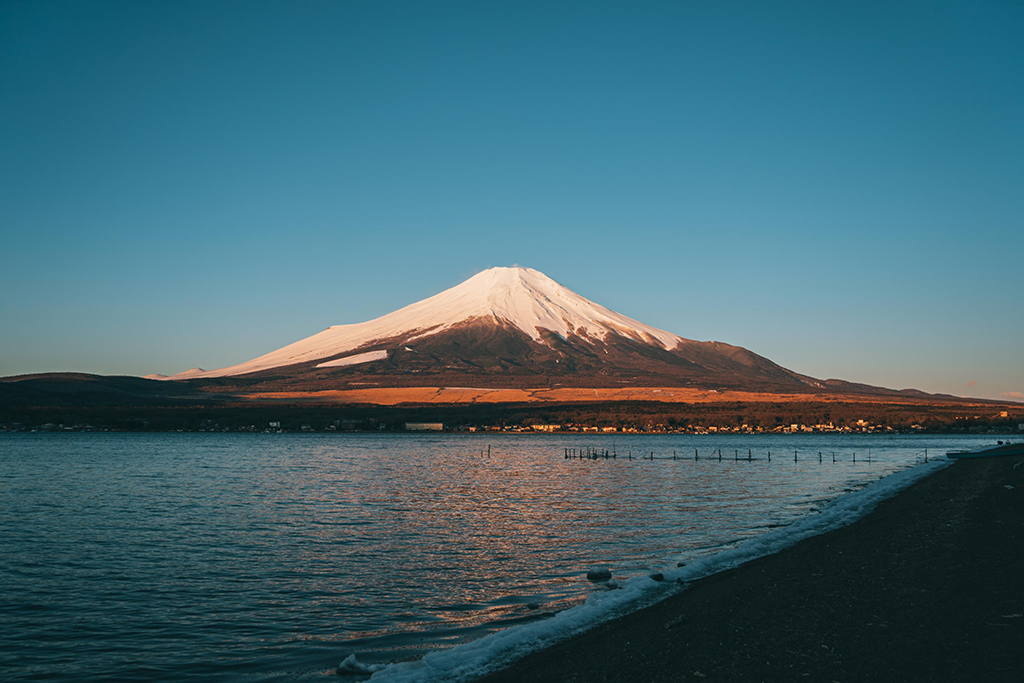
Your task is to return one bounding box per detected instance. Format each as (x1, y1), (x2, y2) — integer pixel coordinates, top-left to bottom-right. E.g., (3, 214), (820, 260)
(0, 432), (988, 681)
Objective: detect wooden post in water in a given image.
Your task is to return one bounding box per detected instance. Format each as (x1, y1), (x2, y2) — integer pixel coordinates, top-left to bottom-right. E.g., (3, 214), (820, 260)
(794, 449), (798, 462)
(734, 449), (738, 461)
(748, 448), (752, 462)
(832, 451), (836, 463)
(768, 450), (771, 462)
(695, 448), (699, 462)
(819, 451), (822, 463)
(853, 452), (857, 463)
(487, 444), (491, 458)
(925, 449), (928, 463)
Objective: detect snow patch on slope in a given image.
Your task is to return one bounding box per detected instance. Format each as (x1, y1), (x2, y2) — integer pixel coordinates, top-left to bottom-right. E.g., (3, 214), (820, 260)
(162, 267), (685, 379)
(315, 349), (389, 368)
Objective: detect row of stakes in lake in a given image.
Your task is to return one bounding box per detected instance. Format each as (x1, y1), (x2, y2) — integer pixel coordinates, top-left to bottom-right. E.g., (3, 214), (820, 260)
(561, 446), (929, 464)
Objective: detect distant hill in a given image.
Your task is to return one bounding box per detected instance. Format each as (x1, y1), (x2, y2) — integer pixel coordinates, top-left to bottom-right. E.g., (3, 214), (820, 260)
(0, 373), (205, 408)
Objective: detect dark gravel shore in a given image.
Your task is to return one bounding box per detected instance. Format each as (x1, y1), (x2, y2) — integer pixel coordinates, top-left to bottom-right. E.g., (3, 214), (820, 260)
(475, 455), (1024, 683)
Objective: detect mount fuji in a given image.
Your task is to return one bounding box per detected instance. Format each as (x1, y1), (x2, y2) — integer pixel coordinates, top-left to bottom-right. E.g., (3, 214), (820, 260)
(154, 266), (846, 394)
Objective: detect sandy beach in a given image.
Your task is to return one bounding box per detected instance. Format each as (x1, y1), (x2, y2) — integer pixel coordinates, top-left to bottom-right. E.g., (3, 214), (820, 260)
(474, 454), (1024, 682)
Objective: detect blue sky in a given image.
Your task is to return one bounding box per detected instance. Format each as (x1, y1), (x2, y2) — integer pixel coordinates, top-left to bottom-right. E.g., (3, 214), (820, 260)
(2, 1), (1021, 401)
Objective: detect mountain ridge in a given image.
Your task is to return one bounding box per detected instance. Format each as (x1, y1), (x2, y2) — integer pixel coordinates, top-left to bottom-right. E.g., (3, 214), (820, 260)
(0, 263), (1006, 411)
(120, 266), (970, 402)
(162, 267), (688, 380)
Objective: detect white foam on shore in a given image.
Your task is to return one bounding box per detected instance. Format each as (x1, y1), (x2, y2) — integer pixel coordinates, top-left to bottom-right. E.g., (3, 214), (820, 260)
(361, 458), (951, 683)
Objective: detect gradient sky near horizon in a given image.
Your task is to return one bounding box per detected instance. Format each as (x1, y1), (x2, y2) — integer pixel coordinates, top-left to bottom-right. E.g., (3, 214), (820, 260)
(2, 1), (1022, 401)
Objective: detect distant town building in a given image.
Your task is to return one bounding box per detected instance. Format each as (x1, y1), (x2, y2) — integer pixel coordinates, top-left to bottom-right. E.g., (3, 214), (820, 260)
(405, 422), (444, 431)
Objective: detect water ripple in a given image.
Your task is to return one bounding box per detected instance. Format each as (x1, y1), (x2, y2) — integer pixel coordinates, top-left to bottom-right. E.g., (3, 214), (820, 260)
(0, 432), (986, 680)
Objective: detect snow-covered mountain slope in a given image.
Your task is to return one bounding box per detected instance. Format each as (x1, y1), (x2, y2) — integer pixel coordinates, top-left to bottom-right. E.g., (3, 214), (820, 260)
(163, 267), (687, 380)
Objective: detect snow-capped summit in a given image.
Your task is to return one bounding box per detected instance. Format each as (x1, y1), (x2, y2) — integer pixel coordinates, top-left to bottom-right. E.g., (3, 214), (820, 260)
(164, 267), (687, 379)
(158, 266), (814, 392)
(390, 267), (684, 348)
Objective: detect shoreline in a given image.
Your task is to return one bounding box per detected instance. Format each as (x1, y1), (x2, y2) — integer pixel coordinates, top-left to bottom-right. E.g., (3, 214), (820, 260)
(471, 455), (1024, 682)
(363, 454), (955, 682)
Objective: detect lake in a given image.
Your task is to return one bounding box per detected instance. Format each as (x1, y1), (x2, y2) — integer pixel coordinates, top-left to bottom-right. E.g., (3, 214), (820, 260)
(0, 432), (991, 681)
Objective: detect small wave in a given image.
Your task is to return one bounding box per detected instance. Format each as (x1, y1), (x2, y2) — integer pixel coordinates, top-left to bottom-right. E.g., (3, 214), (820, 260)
(338, 654), (388, 675)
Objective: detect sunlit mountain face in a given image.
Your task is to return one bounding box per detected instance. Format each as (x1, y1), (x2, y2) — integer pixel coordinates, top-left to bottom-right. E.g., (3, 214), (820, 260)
(155, 267), (930, 399)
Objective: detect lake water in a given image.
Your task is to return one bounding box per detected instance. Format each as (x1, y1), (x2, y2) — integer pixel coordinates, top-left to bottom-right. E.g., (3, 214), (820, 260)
(0, 432), (992, 681)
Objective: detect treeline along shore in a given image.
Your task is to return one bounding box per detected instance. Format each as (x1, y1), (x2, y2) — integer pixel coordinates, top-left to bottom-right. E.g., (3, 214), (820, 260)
(1, 398), (1020, 434)
(1, 372), (1019, 433)
(474, 454), (1024, 683)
